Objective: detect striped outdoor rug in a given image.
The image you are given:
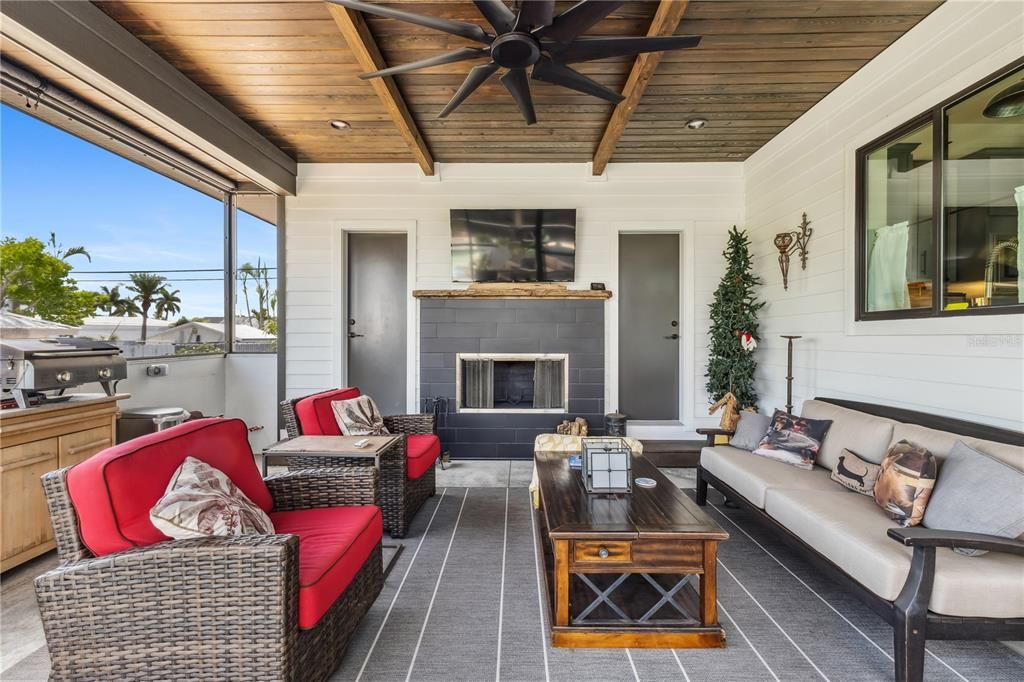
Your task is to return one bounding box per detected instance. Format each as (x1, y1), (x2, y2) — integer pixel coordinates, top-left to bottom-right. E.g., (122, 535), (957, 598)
(336, 487), (1024, 682)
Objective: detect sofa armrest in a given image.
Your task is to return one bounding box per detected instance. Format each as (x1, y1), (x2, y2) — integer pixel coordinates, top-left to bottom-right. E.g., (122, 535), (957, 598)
(266, 466), (379, 510)
(887, 527), (1024, 557)
(696, 427), (734, 447)
(36, 535), (298, 680)
(384, 413), (436, 435)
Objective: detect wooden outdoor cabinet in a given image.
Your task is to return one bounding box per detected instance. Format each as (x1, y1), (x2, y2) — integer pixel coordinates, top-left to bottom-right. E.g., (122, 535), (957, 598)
(0, 394), (126, 571)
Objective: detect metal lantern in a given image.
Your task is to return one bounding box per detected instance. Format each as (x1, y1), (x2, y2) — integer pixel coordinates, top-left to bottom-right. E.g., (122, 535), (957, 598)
(581, 437), (632, 493)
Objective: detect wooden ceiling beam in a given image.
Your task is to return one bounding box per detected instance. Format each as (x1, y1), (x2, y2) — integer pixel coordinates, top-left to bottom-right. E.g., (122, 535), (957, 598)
(592, 0), (691, 176)
(326, 3), (434, 176)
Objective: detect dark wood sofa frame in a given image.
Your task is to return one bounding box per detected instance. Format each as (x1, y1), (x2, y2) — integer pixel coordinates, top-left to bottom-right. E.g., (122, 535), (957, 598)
(695, 397), (1024, 682)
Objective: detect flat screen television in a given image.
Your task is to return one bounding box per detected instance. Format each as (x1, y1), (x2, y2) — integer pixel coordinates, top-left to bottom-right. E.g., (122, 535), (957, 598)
(450, 209), (576, 282)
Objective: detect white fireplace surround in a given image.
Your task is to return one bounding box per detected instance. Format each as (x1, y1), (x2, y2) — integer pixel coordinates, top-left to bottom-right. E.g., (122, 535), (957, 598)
(455, 352), (569, 414)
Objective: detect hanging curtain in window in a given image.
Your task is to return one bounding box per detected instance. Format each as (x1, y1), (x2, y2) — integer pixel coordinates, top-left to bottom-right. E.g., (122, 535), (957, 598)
(462, 359), (493, 409)
(533, 359), (564, 409)
(867, 221), (910, 311)
(1016, 185), (1023, 304)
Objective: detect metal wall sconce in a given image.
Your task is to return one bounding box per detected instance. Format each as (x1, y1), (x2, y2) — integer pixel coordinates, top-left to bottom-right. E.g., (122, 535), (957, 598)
(774, 213), (813, 290)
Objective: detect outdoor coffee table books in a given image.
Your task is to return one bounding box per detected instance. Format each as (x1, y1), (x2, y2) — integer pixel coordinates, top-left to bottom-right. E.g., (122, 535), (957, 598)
(534, 449), (729, 648)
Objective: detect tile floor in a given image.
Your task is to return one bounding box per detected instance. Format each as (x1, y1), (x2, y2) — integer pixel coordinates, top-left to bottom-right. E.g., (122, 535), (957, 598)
(436, 459), (697, 489)
(0, 459), (697, 677)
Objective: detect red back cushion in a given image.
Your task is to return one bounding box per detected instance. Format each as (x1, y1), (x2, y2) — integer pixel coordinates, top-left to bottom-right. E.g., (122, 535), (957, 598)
(293, 387), (362, 435)
(67, 418), (272, 557)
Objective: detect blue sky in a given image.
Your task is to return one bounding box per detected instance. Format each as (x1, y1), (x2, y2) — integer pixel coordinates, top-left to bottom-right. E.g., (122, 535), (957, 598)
(1, 104), (276, 319)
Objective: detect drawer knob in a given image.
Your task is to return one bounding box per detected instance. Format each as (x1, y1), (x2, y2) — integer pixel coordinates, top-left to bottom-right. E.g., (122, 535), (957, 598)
(598, 546), (610, 559)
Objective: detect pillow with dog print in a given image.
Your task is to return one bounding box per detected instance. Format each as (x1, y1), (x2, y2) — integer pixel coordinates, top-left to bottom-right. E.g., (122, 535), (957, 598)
(753, 409), (832, 470)
(873, 440), (937, 527)
(830, 449), (881, 496)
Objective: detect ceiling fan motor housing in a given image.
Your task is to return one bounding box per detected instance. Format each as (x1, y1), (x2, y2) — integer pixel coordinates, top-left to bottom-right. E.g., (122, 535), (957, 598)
(490, 33), (542, 69)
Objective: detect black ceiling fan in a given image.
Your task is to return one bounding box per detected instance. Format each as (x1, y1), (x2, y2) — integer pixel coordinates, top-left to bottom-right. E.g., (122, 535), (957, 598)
(326, 0), (701, 125)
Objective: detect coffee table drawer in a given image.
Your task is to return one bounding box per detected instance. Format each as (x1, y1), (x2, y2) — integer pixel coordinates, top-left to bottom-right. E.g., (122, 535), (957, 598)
(573, 540), (631, 564)
(632, 539), (704, 571)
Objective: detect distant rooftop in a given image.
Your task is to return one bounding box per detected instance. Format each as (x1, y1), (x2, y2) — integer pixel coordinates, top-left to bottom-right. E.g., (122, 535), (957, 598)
(0, 311), (78, 338)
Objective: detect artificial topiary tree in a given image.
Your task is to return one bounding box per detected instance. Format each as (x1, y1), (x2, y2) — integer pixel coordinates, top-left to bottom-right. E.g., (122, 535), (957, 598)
(705, 226), (765, 410)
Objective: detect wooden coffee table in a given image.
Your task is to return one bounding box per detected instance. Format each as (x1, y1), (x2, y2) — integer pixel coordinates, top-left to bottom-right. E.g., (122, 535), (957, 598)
(534, 450), (728, 648)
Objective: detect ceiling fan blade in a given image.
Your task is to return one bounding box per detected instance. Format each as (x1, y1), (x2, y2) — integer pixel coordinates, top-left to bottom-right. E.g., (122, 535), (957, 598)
(325, 0), (490, 45)
(473, 0), (515, 33)
(500, 68), (537, 125)
(534, 1), (625, 43)
(360, 48), (487, 80)
(531, 57), (623, 104)
(513, 0), (555, 31)
(554, 35), (702, 63)
(438, 63), (501, 118)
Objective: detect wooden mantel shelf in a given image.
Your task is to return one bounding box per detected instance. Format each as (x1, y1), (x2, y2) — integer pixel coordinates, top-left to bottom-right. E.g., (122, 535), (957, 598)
(413, 283), (612, 300)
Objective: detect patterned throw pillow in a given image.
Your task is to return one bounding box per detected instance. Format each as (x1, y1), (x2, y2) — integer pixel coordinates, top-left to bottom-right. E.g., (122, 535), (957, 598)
(873, 440), (937, 527)
(331, 395), (389, 436)
(753, 409), (833, 470)
(150, 457), (274, 539)
(830, 449), (881, 496)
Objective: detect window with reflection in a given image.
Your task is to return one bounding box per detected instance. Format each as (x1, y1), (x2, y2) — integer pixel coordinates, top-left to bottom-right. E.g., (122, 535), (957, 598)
(943, 68), (1024, 310)
(857, 61), (1024, 319)
(862, 122), (934, 312)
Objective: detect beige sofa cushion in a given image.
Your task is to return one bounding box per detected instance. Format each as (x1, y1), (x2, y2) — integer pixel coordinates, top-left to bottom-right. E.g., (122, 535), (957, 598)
(699, 445), (836, 508)
(801, 400), (896, 469)
(765, 487), (1024, 618)
(891, 422), (1023, 469)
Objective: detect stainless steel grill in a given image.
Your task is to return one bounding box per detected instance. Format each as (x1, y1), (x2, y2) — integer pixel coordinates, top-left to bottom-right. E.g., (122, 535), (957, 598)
(1, 337), (127, 408)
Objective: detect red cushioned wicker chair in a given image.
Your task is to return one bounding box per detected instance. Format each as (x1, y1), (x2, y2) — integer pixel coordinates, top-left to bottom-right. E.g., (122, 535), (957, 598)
(280, 387), (439, 538)
(36, 417), (383, 682)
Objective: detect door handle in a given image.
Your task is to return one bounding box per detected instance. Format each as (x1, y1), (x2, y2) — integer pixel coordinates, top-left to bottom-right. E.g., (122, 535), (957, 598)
(665, 333), (680, 340)
(348, 332), (365, 338)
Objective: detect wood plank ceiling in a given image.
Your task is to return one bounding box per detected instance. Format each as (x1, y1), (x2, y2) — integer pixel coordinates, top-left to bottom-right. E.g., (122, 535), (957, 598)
(94, 0), (942, 166)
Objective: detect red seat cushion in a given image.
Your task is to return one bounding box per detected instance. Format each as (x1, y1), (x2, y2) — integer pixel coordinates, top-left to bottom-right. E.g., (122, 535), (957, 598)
(270, 506), (382, 629)
(67, 418), (272, 557)
(406, 434), (440, 480)
(294, 387), (361, 435)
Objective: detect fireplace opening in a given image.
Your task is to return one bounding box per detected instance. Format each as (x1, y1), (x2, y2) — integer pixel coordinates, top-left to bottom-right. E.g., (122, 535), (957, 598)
(456, 353), (568, 413)
(493, 361), (535, 408)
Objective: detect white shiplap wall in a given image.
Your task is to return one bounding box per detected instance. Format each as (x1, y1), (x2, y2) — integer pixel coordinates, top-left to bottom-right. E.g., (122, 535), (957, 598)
(743, 0), (1024, 430)
(285, 162), (744, 432)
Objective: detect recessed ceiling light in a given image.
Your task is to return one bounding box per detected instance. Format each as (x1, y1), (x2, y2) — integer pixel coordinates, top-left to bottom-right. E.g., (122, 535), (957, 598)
(329, 119), (351, 130)
(685, 119), (707, 130)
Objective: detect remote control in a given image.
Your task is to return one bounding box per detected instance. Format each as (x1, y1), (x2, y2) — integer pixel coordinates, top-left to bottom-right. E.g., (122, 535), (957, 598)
(353, 438), (370, 448)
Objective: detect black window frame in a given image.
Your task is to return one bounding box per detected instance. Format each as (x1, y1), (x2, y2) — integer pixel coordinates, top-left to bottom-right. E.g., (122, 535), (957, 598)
(855, 57), (1024, 321)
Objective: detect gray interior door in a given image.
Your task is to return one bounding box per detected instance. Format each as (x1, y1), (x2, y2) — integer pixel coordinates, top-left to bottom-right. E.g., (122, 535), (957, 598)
(618, 233), (680, 420)
(347, 233), (407, 415)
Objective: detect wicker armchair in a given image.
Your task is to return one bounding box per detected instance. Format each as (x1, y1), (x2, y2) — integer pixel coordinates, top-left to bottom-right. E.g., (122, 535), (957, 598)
(37, 456), (383, 681)
(280, 389), (438, 538)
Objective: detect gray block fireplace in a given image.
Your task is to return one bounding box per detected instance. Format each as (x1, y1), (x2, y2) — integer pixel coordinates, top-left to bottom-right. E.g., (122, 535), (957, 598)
(419, 298), (605, 459)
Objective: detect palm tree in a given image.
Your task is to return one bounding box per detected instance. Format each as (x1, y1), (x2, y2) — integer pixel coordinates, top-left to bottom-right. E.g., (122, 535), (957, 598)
(127, 272), (167, 342)
(238, 261), (255, 325)
(48, 232), (91, 263)
(154, 288), (182, 320)
(98, 285), (141, 316)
